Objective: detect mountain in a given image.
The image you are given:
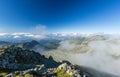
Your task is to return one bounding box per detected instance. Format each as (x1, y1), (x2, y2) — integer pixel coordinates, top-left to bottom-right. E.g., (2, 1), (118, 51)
(5, 63), (92, 77)
(0, 46), (59, 70)
(0, 34), (120, 77)
(16, 40), (60, 53)
(43, 35), (120, 77)
(21, 40), (40, 49)
(0, 41), (11, 47)
(0, 39), (61, 53)
(0, 46), (117, 77)
(0, 46), (92, 77)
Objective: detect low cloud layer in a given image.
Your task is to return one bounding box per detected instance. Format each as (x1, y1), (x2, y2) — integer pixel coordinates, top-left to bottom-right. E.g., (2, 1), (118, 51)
(0, 32), (46, 41)
(44, 35), (120, 76)
(0, 24), (48, 40)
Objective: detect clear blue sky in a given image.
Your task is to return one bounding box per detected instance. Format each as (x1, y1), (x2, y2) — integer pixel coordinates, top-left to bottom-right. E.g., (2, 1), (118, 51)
(0, 0), (119, 33)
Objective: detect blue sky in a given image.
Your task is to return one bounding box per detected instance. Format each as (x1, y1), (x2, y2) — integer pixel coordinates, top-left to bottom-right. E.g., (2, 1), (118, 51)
(0, 0), (120, 33)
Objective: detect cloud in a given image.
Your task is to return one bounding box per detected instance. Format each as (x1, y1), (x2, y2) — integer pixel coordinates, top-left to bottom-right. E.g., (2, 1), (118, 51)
(24, 34), (45, 39)
(0, 33), (8, 36)
(0, 32), (45, 39)
(13, 35), (21, 39)
(11, 31), (46, 39)
(43, 35), (120, 76)
(35, 24), (46, 31)
(30, 24), (47, 34)
(11, 33), (31, 35)
(58, 40), (76, 51)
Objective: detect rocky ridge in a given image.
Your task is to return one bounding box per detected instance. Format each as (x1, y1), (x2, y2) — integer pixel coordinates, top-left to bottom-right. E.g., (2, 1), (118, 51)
(0, 46), (59, 70)
(5, 63), (91, 77)
(0, 46), (91, 77)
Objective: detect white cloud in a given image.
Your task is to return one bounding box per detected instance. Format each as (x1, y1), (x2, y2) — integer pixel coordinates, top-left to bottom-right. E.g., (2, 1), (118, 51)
(35, 24), (46, 31)
(24, 34), (45, 39)
(13, 35), (21, 39)
(11, 32), (46, 39)
(33, 24), (47, 35)
(1, 32), (46, 39)
(0, 33), (8, 36)
(44, 35), (120, 76)
(11, 33), (31, 35)
(30, 24), (47, 34)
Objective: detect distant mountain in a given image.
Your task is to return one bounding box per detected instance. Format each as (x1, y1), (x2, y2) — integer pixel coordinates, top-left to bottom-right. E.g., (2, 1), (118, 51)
(22, 40), (40, 49)
(39, 39), (60, 49)
(0, 41), (11, 47)
(16, 40), (60, 53)
(0, 39), (61, 53)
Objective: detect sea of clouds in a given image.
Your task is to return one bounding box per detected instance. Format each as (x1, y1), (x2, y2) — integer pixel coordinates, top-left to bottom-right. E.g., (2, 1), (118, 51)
(44, 34), (120, 76)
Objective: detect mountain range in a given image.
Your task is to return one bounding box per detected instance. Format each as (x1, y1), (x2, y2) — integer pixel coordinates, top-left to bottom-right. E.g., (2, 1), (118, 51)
(0, 33), (120, 77)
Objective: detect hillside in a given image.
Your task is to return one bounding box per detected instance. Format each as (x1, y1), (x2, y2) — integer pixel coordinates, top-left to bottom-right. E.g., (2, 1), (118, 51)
(0, 46), (92, 77)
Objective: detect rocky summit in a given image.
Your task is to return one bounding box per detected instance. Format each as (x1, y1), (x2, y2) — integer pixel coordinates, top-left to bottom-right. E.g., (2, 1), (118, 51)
(0, 46), (91, 77)
(0, 46), (59, 69)
(5, 63), (91, 77)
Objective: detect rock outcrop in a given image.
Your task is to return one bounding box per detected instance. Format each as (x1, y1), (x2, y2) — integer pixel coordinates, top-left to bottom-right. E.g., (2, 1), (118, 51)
(5, 63), (91, 77)
(0, 46), (91, 77)
(0, 46), (59, 70)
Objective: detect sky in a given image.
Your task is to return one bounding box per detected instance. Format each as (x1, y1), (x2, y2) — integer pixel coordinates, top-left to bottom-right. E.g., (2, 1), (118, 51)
(0, 0), (120, 33)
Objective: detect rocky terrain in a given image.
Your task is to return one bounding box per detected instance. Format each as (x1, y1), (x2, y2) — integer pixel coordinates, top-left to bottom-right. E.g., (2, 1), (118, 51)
(0, 46), (91, 77)
(4, 63), (91, 77)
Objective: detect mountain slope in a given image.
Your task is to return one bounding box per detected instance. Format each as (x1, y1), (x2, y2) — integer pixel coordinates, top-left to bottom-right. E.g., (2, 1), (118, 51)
(0, 46), (59, 70)
(0, 46), (92, 77)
